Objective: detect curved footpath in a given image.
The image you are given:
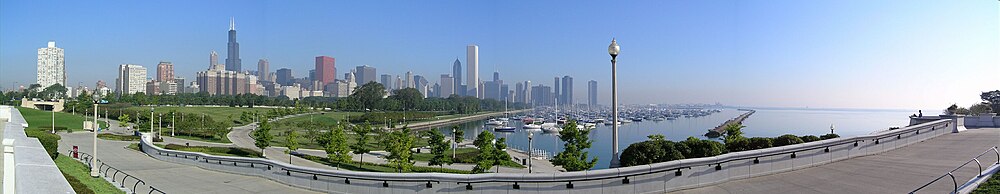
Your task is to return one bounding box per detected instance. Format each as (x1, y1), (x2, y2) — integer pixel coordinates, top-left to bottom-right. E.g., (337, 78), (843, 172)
(58, 132), (319, 194)
(671, 127), (1000, 194)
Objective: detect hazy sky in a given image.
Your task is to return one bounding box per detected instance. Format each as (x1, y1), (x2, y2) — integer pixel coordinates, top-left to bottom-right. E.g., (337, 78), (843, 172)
(1, 0), (997, 110)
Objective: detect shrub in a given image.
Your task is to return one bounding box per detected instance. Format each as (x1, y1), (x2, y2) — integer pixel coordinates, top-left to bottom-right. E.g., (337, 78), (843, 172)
(820, 133), (840, 140)
(747, 137), (773, 150)
(726, 138), (750, 152)
(680, 136), (726, 158)
(800, 135), (821, 142)
(620, 139), (688, 167)
(773, 134), (805, 147)
(25, 129), (60, 160)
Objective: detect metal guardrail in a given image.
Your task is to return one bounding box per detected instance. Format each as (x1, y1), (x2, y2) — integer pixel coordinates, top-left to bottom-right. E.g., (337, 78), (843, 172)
(140, 119), (952, 192)
(73, 150), (166, 194)
(910, 146), (1000, 194)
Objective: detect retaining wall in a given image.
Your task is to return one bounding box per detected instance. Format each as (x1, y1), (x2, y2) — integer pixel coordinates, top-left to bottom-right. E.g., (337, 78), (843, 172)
(140, 119), (954, 194)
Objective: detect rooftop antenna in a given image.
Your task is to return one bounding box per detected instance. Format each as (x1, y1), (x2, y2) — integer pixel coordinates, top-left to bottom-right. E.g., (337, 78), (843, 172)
(230, 17), (235, 30)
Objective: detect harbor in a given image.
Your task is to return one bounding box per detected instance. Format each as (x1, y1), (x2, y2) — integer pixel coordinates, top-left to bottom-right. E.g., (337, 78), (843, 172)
(705, 109), (756, 137)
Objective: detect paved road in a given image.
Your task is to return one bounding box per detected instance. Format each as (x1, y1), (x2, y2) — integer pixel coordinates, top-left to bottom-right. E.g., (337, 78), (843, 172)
(58, 132), (319, 194)
(671, 127), (1000, 194)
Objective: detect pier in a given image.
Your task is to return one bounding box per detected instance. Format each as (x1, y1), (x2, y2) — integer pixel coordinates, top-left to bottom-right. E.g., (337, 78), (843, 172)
(706, 109), (756, 137)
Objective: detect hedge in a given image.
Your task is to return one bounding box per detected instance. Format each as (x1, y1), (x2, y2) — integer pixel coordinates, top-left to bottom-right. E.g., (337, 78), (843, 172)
(25, 129), (60, 160)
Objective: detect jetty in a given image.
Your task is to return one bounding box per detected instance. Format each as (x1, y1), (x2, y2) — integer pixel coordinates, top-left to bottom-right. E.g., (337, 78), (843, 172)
(705, 109), (756, 137)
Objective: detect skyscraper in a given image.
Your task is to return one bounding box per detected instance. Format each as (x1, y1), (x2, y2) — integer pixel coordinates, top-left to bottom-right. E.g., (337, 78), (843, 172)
(405, 71), (414, 88)
(115, 64), (147, 95)
(515, 82), (524, 103)
(553, 77), (560, 103)
(588, 80), (598, 108)
(440, 74), (453, 98)
(276, 68), (293, 86)
(380, 74), (393, 92)
(523, 80), (531, 104)
(225, 18), (242, 71)
(209, 50), (222, 70)
(156, 61), (174, 82)
(257, 59), (269, 81)
(466, 44), (479, 98)
(562, 76), (574, 106)
(315, 56), (336, 87)
(452, 59), (462, 93)
(37, 41), (66, 88)
(355, 65), (376, 85)
(196, 60), (260, 95)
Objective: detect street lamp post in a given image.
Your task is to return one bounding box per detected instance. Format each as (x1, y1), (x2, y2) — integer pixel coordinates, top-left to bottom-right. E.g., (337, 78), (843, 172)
(452, 127), (457, 159)
(171, 112), (175, 137)
(150, 108), (154, 138)
(90, 95), (101, 177)
(528, 131), (534, 173)
(158, 113), (162, 137)
(608, 38), (622, 168)
(51, 104), (55, 134)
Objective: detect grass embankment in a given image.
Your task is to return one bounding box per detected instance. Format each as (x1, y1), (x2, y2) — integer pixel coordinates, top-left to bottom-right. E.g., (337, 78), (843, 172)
(973, 172), (1000, 193)
(97, 134), (140, 141)
(296, 154), (471, 174)
(126, 143), (260, 158)
(170, 134), (232, 143)
(126, 106), (294, 125)
(412, 147), (524, 168)
(17, 107), (108, 132)
(55, 154), (124, 194)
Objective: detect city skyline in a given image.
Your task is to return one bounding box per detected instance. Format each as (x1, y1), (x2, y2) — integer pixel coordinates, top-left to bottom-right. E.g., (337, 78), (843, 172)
(2, 0), (998, 110)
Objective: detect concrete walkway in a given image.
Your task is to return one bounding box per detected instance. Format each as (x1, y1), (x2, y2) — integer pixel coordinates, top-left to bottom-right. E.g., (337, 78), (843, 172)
(671, 127), (1000, 194)
(58, 132), (319, 194)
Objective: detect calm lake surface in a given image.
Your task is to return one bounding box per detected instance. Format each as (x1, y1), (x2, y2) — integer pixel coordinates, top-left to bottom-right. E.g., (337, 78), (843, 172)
(436, 108), (914, 170)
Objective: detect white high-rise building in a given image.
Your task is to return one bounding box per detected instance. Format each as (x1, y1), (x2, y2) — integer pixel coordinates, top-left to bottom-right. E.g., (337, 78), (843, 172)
(116, 64), (147, 95)
(37, 41), (66, 88)
(466, 44), (479, 98)
(405, 71), (414, 88)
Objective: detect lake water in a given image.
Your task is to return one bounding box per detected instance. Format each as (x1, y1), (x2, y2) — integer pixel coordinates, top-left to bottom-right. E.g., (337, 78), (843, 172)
(436, 108), (914, 170)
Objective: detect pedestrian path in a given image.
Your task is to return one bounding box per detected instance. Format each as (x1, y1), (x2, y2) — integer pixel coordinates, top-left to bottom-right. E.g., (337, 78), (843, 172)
(671, 127), (1000, 194)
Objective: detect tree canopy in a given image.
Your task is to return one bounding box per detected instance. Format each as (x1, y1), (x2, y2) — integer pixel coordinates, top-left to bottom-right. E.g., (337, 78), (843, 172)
(550, 120), (598, 171)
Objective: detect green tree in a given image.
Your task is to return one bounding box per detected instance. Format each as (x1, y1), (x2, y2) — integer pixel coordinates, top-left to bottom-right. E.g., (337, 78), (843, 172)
(982, 90), (1000, 113)
(351, 123), (373, 167)
(253, 119), (274, 157)
(326, 124), (352, 168)
(492, 137), (511, 173)
(285, 129), (300, 163)
(773, 134), (805, 147)
(800, 135), (821, 142)
(679, 136), (725, 158)
(425, 129), (452, 167)
(40, 84), (67, 99)
(390, 88), (425, 111)
(723, 123), (750, 152)
(350, 82), (387, 111)
(118, 114), (131, 128)
(383, 127), (415, 172)
(550, 120), (598, 171)
(747, 137), (773, 150)
(472, 130), (498, 173)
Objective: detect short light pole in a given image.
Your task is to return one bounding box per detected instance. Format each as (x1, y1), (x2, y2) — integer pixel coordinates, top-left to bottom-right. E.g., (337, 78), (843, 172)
(452, 127), (457, 159)
(158, 113), (163, 137)
(150, 108), (154, 137)
(528, 131), (534, 173)
(608, 38), (622, 168)
(171, 112), (175, 137)
(51, 104), (56, 134)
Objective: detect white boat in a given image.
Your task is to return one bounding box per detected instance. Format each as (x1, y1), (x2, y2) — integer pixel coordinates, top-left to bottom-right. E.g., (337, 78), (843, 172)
(523, 122), (543, 129)
(542, 126), (561, 133)
(485, 119), (505, 126)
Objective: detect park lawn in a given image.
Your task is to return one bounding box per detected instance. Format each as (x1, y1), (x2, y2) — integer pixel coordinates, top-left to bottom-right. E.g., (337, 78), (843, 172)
(270, 132), (429, 151)
(274, 111), (361, 124)
(97, 134), (140, 141)
(55, 154), (125, 194)
(126, 106), (283, 125)
(162, 144), (263, 158)
(17, 107), (108, 132)
(973, 171), (1000, 193)
(412, 147), (478, 161)
(171, 134), (232, 143)
(297, 154), (471, 174)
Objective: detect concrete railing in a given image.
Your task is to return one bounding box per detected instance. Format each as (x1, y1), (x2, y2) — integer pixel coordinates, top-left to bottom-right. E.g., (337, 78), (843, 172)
(140, 118), (954, 194)
(1, 105), (76, 194)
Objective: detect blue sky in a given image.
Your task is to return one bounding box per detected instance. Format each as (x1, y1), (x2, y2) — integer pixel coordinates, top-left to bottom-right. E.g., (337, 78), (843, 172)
(1, 0), (997, 110)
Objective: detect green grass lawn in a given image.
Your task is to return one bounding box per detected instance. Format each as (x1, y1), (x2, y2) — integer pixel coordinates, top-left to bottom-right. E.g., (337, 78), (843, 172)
(97, 134), (140, 141)
(126, 106), (283, 125)
(270, 132), (429, 151)
(170, 134), (232, 143)
(297, 154), (471, 174)
(275, 111), (361, 124)
(17, 107), (108, 132)
(162, 144), (262, 158)
(55, 154), (125, 194)
(973, 171), (1000, 193)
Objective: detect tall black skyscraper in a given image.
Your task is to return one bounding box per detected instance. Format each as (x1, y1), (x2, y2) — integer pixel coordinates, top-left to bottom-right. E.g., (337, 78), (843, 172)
(452, 58), (463, 95)
(225, 18), (242, 72)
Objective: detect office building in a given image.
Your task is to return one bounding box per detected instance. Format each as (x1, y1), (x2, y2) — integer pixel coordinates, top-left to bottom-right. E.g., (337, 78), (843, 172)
(405, 71), (414, 88)
(380, 74), (393, 92)
(355, 65), (376, 85)
(115, 64), (147, 95)
(156, 61), (174, 82)
(37, 41), (66, 88)
(561, 76), (573, 106)
(257, 59), (269, 82)
(225, 18), (242, 71)
(531, 85), (553, 106)
(452, 59), (463, 96)
(276, 68), (293, 85)
(553, 77), (560, 102)
(440, 74), (453, 98)
(315, 56), (336, 87)
(196, 60), (260, 95)
(588, 80), (598, 108)
(466, 44), (479, 98)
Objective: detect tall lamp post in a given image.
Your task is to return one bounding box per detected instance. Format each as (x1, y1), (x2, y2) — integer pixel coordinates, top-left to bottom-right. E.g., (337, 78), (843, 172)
(90, 95), (103, 177)
(608, 38), (622, 168)
(150, 108), (155, 138)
